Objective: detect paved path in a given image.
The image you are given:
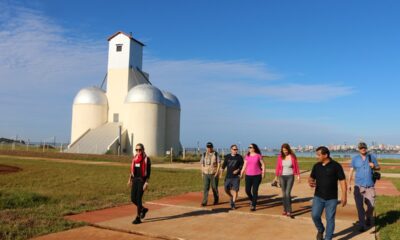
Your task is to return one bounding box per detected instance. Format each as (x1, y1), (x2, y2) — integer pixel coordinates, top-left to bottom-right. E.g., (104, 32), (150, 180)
(32, 174), (398, 240)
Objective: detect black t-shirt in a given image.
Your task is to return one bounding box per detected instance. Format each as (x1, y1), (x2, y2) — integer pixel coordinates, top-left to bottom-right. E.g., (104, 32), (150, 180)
(133, 158), (151, 182)
(222, 154), (244, 179)
(310, 159), (345, 200)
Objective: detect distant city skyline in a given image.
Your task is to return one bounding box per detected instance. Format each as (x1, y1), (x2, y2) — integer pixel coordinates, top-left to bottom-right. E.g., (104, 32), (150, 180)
(1, 1), (400, 147)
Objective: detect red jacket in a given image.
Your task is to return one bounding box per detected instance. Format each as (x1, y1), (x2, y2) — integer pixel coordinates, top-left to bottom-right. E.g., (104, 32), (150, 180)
(275, 154), (300, 176)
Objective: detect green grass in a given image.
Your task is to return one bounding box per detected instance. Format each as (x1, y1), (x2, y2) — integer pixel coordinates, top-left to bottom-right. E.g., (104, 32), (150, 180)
(0, 150), (171, 164)
(0, 157), (204, 240)
(377, 159), (400, 164)
(380, 168), (400, 174)
(375, 178), (400, 240)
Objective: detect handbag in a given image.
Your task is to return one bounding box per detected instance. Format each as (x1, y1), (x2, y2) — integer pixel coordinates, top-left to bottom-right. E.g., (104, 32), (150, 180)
(367, 154), (381, 183)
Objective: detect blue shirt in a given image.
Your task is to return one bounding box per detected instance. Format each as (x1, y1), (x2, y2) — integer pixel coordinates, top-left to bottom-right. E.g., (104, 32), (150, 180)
(351, 154), (379, 187)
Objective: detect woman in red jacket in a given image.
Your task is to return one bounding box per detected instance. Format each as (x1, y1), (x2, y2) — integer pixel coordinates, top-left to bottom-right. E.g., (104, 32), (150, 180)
(127, 143), (151, 224)
(274, 143), (300, 217)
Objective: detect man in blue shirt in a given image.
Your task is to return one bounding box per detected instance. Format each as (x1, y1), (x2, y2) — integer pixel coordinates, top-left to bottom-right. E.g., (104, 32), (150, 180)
(348, 142), (380, 232)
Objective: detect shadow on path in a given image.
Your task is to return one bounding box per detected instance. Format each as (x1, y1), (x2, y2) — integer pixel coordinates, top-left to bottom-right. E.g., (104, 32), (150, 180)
(144, 207), (231, 223)
(333, 224), (372, 240)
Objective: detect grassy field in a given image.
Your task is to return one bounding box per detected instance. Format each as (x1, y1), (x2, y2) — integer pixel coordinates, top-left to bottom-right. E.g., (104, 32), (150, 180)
(0, 156), (275, 239)
(375, 178), (400, 240)
(0, 157), (205, 239)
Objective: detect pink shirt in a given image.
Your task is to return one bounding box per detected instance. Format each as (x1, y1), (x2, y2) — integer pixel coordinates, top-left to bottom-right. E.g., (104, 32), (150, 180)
(245, 154), (263, 176)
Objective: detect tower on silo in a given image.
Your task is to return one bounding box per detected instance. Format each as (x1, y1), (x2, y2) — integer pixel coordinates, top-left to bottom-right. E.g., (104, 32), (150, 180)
(67, 31), (181, 157)
(106, 32), (148, 123)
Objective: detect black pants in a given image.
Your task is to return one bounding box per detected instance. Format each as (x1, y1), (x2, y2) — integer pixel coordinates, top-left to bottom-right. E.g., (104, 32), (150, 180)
(245, 174), (262, 207)
(131, 178), (144, 217)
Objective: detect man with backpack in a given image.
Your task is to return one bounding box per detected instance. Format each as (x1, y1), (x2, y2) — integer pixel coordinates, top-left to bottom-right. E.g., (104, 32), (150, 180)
(348, 142), (380, 232)
(200, 142), (221, 206)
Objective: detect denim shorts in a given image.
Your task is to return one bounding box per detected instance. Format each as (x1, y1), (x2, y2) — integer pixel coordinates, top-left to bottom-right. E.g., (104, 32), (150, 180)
(224, 178), (240, 191)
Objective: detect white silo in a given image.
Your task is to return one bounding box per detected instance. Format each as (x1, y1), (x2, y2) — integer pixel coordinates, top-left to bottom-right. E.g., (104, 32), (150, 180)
(162, 91), (181, 155)
(70, 87), (108, 145)
(125, 84), (166, 156)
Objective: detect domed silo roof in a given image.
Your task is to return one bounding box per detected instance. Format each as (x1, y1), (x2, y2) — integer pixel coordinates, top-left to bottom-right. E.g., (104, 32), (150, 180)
(162, 91), (180, 109)
(73, 86), (108, 105)
(125, 84), (165, 104)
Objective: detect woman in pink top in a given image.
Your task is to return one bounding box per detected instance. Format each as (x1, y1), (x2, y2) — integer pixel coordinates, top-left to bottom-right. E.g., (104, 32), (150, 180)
(240, 143), (265, 211)
(274, 143), (300, 217)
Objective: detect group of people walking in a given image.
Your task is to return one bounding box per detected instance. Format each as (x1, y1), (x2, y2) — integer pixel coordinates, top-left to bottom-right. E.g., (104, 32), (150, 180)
(198, 141), (380, 240)
(128, 141), (380, 240)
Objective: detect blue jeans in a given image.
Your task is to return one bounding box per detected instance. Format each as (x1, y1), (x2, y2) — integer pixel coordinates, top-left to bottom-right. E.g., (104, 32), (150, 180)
(311, 196), (338, 240)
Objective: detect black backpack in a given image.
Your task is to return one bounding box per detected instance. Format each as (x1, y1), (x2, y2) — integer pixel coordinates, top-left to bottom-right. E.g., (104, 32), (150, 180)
(367, 154), (381, 183)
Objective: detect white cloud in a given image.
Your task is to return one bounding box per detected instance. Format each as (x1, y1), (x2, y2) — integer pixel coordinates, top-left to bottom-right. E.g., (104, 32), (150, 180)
(0, 3), (107, 142)
(242, 83), (353, 102)
(145, 58), (354, 104)
(0, 4), (107, 93)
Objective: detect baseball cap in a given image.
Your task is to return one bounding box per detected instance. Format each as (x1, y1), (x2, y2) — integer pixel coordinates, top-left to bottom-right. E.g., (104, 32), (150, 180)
(358, 142), (368, 149)
(206, 142), (213, 148)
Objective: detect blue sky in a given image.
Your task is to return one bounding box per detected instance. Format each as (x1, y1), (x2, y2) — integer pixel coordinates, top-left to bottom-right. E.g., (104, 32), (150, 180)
(0, 0), (399, 148)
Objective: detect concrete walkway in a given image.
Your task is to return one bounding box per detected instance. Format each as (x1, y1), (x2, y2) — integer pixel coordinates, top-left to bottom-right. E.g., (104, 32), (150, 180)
(32, 175), (398, 240)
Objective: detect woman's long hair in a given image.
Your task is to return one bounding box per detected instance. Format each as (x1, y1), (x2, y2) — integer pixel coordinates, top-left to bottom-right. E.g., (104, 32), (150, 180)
(280, 143), (295, 158)
(247, 143), (261, 156)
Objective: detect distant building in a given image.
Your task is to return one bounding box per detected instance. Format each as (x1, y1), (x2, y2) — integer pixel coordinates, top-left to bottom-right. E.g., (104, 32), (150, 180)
(66, 32), (181, 156)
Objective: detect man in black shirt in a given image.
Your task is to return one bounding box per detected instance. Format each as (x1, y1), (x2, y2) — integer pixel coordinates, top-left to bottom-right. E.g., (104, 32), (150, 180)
(221, 144), (244, 209)
(309, 146), (347, 240)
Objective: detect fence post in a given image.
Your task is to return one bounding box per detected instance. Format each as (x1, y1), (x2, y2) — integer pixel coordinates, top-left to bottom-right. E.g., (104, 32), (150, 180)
(170, 147), (173, 164)
(43, 141), (45, 152)
(183, 147), (186, 160)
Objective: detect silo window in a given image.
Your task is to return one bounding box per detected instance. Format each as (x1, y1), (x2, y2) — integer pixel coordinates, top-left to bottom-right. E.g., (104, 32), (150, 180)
(116, 44), (123, 52)
(113, 113), (119, 122)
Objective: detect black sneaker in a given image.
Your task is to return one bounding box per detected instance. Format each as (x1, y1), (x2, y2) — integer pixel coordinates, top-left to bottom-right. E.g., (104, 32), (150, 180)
(230, 200), (236, 209)
(250, 205), (256, 211)
(316, 231), (324, 240)
(201, 202), (207, 207)
(132, 217), (141, 224)
(140, 208), (148, 219)
(213, 200), (219, 205)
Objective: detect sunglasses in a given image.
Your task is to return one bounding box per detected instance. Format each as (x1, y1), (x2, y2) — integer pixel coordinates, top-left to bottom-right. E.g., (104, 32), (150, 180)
(135, 149), (143, 152)
(232, 148), (238, 151)
(248, 146), (253, 149)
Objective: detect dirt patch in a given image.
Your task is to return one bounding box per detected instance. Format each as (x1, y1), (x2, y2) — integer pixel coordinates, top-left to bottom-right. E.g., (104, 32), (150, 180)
(0, 164), (22, 174)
